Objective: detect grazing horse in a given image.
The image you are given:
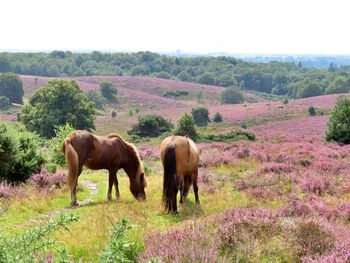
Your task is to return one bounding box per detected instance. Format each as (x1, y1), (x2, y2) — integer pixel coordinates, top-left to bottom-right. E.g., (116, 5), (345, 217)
(62, 130), (146, 206)
(160, 135), (200, 214)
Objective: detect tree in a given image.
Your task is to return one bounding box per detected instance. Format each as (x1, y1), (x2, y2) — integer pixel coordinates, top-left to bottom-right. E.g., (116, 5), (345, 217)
(326, 96), (350, 144)
(296, 79), (323, 98)
(85, 90), (106, 109)
(128, 115), (173, 138)
(177, 71), (191, 82)
(221, 87), (244, 104)
(0, 56), (11, 72)
(213, 112), (223, 122)
(197, 72), (215, 85)
(18, 79), (95, 138)
(325, 76), (349, 94)
(0, 73), (24, 104)
(100, 81), (118, 101)
(191, 107), (210, 127)
(0, 96), (10, 109)
(174, 113), (199, 141)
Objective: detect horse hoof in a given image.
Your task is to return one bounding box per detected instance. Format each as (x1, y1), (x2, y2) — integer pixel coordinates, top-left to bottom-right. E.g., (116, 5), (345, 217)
(71, 202), (79, 207)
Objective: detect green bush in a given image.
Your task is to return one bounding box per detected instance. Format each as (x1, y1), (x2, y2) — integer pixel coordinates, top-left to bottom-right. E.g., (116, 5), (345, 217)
(100, 81), (118, 101)
(221, 87), (244, 104)
(163, 90), (189, 98)
(0, 213), (78, 263)
(308, 106), (316, 116)
(86, 90), (106, 109)
(0, 96), (10, 110)
(0, 123), (45, 182)
(174, 113), (199, 141)
(326, 96), (350, 144)
(201, 130), (256, 142)
(191, 107), (210, 127)
(0, 73), (24, 104)
(128, 115), (173, 138)
(48, 123), (75, 169)
(213, 112), (223, 122)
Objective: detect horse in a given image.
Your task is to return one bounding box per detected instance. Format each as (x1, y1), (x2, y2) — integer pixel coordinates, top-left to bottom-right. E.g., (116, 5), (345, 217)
(62, 130), (147, 206)
(160, 135), (200, 214)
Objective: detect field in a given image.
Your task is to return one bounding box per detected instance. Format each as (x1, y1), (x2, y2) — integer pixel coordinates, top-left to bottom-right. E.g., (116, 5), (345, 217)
(1, 76), (350, 262)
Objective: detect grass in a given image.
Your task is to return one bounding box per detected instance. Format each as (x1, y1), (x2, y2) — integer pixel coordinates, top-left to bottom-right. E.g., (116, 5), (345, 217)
(0, 158), (283, 261)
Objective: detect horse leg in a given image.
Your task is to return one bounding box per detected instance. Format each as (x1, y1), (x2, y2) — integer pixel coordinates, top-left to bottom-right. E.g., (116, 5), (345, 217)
(107, 171), (114, 201)
(179, 178), (184, 204)
(71, 166), (82, 206)
(114, 173), (120, 200)
(183, 175), (191, 201)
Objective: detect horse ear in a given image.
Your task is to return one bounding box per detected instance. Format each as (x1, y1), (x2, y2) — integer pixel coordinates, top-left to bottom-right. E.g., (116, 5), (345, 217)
(140, 173), (147, 187)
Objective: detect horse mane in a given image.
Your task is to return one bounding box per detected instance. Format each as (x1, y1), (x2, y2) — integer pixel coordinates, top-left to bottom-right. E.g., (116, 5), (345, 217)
(107, 133), (144, 174)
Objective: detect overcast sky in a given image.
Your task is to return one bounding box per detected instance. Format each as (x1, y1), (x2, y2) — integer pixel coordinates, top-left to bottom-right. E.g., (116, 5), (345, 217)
(1, 0), (350, 55)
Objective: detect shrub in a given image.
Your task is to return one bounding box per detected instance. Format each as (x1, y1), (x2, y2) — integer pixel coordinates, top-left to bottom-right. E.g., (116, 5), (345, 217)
(191, 107), (210, 127)
(163, 90), (189, 98)
(48, 123), (75, 168)
(0, 181), (25, 199)
(326, 96), (350, 144)
(283, 96), (289, 104)
(221, 87), (244, 104)
(0, 123), (45, 182)
(28, 171), (66, 189)
(201, 130), (256, 142)
(100, 81), (118, 101)
(308, 106), (316, 116)
(0, 213), (78, 263)
(174, 113), (199, 141)
(213, 112), (223, 122)
(85, 90), (106, 109)
(111, 110), (117, 118)
(0, 96), (10, 110)
(128, 115), (173, 138)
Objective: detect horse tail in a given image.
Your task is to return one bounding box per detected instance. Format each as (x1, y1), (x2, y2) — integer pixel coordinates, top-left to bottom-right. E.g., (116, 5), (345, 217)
(63, 138), (79, 189)
(162, 143), (178, 213)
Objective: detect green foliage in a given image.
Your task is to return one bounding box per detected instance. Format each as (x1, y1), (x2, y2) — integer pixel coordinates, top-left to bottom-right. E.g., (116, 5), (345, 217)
(163, 90), (189, 98)
(201, 130), (256, 142)
(296, 79), (323, 98)
(191, 107), (210, 127)
(197, 72), (215, 85)
(174, 113), (199, 141)
(152, 71), (171, 79)
(18, 79), (95, 138)
(86, 90), (106, 109)
(177, 71), (191, 81)
(283, 96), (289, 104)
(325, 76), (349, 94)
(0, 122), (45, 182)
(308, 106), (316, 116)
(0, 96), (10, 109)
(0, 213), (78, 263)
(0, 73), (24, 104)
(99, 218), (140, 263)
(221, 87), (244, 104)
(326, 96), (350, 144)
(100, 81), (118, 101)
(111, 110), (117, 118)
(213, 112), (223, 122)
(48, 123), (75, 169)
(240, 122), (248, 129)
(128, 115), (173, 138)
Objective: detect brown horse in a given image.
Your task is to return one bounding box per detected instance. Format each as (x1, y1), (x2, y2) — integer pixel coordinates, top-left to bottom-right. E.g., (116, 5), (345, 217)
(62, 130), (146, 206)
(160, 135), (200, 214)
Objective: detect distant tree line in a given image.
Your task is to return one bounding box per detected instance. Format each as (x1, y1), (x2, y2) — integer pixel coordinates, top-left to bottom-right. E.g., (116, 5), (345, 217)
(1, 51), (350, 98)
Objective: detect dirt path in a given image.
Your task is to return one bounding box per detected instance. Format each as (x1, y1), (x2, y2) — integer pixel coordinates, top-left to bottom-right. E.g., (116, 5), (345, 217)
(29, 180), (99, 224)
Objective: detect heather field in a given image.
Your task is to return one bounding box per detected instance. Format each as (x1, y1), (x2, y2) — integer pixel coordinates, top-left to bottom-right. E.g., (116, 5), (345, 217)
(1, 75), (350, 262)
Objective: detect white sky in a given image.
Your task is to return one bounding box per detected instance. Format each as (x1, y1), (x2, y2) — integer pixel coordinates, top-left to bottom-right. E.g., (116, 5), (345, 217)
(1, 0), (350, 55)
